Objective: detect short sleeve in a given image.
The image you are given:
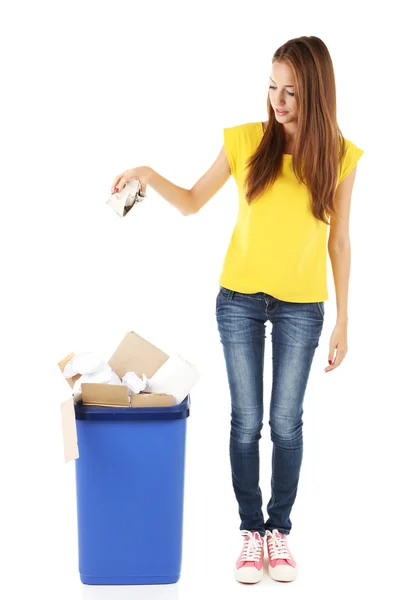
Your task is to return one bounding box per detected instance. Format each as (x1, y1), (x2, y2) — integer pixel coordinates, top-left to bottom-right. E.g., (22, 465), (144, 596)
(223, 126), (238, 179)
(338, 138), (364, 184)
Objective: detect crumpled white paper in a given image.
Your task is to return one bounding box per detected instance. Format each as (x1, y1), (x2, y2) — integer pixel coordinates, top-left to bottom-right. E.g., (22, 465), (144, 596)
(106, 180), (146, 218)
(63, 352), (107, 379)
(122, 371), (151, 395)
(63, 352), (122, 399)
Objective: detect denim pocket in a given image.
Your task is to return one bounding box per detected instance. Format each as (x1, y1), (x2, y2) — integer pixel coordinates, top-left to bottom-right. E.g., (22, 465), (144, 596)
(216, 286), (233, 314)
(317, 301), (325, 320)
(215, 291), (220, 313)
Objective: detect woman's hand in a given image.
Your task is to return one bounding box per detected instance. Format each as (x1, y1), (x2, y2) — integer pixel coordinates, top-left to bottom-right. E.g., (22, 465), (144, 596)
(325, 322), (348, 372)
(111, 166), (152, 195)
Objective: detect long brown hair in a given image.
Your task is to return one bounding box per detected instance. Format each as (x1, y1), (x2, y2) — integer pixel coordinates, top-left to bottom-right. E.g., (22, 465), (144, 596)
(245, 36), (346, 225)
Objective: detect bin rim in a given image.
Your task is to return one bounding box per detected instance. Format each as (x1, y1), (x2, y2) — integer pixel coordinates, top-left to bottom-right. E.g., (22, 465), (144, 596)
(74, 394), (191, 421)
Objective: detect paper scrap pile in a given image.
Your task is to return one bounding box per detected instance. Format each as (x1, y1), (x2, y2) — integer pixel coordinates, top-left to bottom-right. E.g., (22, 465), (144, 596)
(58, 331), (201, 408)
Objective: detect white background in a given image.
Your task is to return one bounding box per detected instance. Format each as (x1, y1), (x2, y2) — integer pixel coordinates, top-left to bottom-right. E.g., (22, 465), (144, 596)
(1, 0), (399, 598)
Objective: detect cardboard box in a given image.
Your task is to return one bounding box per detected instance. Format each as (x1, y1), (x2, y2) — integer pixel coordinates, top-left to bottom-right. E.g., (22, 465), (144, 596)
(60, 331), (178, 462)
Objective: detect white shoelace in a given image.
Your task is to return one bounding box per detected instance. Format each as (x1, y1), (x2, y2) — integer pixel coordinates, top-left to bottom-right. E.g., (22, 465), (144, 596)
(267, 529), (290, 560)
(239, 530), (263, 562)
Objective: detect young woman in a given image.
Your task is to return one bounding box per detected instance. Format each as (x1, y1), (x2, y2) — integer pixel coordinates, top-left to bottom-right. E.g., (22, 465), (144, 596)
(111, 35), (364, 586)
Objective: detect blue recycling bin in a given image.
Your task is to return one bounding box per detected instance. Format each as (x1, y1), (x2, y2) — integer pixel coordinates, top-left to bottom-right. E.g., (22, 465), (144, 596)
(73, 396), (190, 585)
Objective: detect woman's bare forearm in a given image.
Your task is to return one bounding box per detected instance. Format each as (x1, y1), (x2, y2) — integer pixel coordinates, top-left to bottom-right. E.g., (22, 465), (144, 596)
(329, 243), (350, 325)
(147, 167), (195, 216)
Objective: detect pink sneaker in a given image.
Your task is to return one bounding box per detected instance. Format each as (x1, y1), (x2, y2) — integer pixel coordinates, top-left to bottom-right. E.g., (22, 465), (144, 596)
(266, 529), (297, 582)
(234, 530), (264, 583)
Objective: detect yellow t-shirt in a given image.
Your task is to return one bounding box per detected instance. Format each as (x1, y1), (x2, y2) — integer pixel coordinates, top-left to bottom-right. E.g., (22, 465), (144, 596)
(219, 121), (364, 302)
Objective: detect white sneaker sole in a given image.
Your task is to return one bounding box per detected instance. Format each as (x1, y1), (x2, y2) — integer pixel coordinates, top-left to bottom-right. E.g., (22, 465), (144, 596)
(268, 563), (297, 582)
(234, 566), (263, 584)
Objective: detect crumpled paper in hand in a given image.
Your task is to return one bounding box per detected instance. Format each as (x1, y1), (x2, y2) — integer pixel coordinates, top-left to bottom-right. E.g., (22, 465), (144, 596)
(106, 180), (146, 218)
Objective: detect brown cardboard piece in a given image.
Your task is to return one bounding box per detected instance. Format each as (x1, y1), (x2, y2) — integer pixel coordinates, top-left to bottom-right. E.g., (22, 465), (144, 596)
(109, 331), (170, 379)
(81, 383), (175, 407)
(61, 397), (79, 462)
(58, 352), (81, 389)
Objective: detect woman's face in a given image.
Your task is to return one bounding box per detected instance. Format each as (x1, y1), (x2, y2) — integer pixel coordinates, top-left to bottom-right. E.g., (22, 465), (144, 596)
(269, 61), (298, 122)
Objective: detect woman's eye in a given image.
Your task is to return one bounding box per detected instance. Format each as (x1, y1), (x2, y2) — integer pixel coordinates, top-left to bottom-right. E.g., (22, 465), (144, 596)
(268, 85), (295, 97)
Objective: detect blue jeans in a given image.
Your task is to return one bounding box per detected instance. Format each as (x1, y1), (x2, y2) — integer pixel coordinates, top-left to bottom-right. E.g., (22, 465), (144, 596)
(216, 285), (325, 537)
